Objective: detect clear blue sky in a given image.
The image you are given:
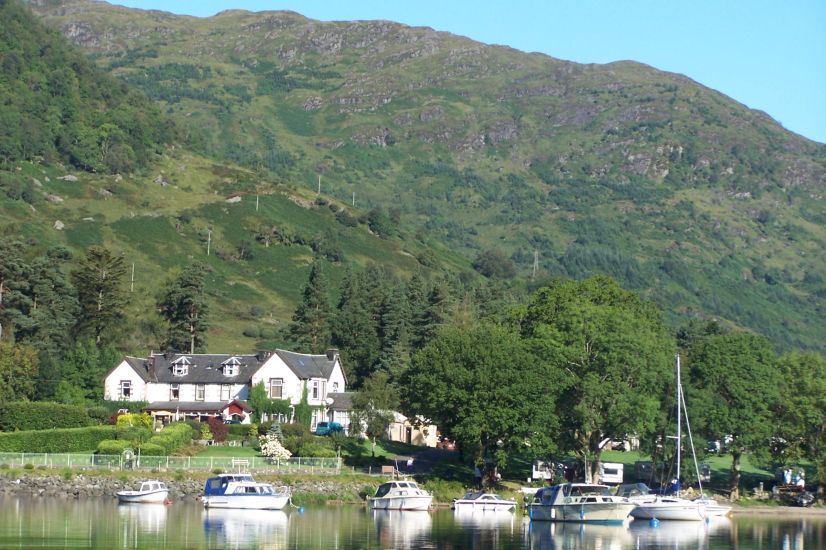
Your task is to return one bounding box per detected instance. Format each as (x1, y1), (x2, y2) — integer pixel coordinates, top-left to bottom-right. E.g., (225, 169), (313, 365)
(116, 0), (826, 144)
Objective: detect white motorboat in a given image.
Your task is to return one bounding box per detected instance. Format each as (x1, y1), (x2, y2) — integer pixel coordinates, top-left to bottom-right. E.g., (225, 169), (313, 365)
(116, 480), (169, 504)
(527, 483), (636, 524)
(368, 480), (433, 511)
(452, 491), (516, 512)
(691, 495), (732, 517)
(202, 473), (290, 510)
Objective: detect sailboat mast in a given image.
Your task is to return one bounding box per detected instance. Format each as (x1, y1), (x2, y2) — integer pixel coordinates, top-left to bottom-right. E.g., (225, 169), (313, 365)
(676, 353), (682, 485)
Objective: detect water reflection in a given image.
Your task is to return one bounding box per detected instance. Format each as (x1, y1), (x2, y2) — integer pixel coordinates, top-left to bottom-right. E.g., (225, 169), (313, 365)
(372, 509), (432, 549)
(453, 508), (517, 530)
(117, 503), (168, 533)
(629, 516), (731, 548)
(528, 521), (632, 549)
(203, 508), (288, 549)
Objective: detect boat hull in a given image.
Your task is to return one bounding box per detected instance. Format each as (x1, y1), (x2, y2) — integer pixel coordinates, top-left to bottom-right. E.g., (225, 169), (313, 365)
(368, 495), (432, 511)
(116, 490), (169, 504)
(631, 499), (707, 521)
(202, 494), (290, 510)
(528, 502), (636, 524)
(453, 500), (516, 512)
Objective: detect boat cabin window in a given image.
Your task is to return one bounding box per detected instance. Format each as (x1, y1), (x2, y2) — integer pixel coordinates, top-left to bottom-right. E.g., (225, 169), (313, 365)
(375, 484), (392, 498)
(208, 479), (222, 490)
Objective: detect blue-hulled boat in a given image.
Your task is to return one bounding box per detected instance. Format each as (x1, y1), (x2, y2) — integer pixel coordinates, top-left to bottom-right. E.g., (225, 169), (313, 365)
(202, 473), (290, 510)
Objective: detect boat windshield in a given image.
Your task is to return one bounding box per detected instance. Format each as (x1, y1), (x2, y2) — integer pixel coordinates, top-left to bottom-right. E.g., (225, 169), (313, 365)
(374, 484), (392, 498)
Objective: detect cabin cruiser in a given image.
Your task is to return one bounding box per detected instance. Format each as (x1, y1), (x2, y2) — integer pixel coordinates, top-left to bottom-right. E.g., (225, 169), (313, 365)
(202, 473), (290, 510)
(116, 480), (169, 504)
(368, 480), (433, 511)
(527, 483), (636, 524)
(452, 491), (517, 512)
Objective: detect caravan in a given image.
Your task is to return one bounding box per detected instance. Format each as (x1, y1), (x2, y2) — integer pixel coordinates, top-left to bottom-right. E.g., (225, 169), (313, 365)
(598, 462), (624, 485)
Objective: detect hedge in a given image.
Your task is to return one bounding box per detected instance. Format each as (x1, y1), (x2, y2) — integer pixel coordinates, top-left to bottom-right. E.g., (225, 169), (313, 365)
(147, 422), (195, 454)
(137, 443), (165, 456)
(0, 426), (120, 453)
(0, 402), (91, 432)
(97, 440), (132, 455)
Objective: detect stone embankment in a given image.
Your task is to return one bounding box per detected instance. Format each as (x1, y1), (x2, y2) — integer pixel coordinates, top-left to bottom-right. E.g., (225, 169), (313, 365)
(0, 473), (369, 502)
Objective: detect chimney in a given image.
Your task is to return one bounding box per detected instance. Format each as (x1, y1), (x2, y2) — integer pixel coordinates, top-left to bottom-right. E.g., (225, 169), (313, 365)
(326, 348), (339, 361)
(256, 349), (273, 362)
(164, 349), (175, 360)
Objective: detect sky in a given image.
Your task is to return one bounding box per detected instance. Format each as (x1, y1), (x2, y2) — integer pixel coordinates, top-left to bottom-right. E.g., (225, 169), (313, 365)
(116, 0), (826, 144)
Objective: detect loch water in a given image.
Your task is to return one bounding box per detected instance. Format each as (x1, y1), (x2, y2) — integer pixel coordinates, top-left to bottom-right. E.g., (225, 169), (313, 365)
(0, 496), (824, 549)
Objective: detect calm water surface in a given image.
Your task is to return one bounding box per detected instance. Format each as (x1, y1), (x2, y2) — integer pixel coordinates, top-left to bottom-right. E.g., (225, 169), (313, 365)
(0, 496), (824, 549)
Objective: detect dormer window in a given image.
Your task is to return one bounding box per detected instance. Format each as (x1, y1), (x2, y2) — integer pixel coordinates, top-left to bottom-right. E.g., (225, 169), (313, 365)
(172, 356), (191, 376)
(222, 356), (242, 376)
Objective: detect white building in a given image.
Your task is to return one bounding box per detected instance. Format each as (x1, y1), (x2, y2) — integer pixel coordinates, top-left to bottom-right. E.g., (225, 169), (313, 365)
(104, 348), (350, 429)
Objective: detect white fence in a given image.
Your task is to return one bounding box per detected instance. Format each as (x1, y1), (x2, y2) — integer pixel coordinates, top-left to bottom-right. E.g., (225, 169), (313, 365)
(0, 452), (341, 474)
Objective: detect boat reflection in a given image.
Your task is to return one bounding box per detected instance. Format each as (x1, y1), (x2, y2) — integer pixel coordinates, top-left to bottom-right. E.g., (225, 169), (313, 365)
(372, 509), (432, 549)
(203, 507), (288, 548)
(528, 520), (632, 549)
(629, 516), (731, 548)
(453, 507), (517, 530)
(117, 502), (168, 534)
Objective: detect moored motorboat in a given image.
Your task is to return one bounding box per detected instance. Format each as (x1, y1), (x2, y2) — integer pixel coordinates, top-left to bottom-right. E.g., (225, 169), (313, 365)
(202, 473), (290, 510)
(452, 491), (516, 512)
(116, 480), (169, 504)
(691, 495), (732, 517)
(527, 483), (636, 524)
(368, 480), (433, 511)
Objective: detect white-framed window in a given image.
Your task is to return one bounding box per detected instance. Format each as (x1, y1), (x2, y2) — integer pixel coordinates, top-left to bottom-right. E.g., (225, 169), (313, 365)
(269, 378), (283, 399)
(119, 380), (132, 399)
(172, 356), (191, 376)
(222, 356), (241, 376)
(331, 382), (339, 393)
(311, 380), (320, 400)
(221, 384), (231, 401)
(196, 384), (205, 401)
(170, 384), (180, 401)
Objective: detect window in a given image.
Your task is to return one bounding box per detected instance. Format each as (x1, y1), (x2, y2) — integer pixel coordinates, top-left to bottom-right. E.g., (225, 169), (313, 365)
(170, 384), (180, 400)
(172, 356), (191, 376)
(331, 382), (339, 393)
(196, 384), (205, 401)
(221, 384), (231, 401)
(269, 378), (283, 399)
(311, 380), (320, 400)
(222, 356), (241, 376)
(119, 380), (132, 399)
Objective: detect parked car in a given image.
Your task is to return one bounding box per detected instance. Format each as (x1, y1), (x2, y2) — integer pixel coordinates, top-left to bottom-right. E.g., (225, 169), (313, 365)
(314, 421), (344, 436)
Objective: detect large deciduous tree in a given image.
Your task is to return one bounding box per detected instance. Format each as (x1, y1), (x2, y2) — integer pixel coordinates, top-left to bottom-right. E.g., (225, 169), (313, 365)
(520, 275), (674, 482)
(352, 371), (400, 456)
(404, 323), (560, 468)
(289, 261), (333, 353)
(686, 331), (780, 498)
(71, 246), (128, 346)
(0, 342), (38, 401)
(157, 263), (209, 353)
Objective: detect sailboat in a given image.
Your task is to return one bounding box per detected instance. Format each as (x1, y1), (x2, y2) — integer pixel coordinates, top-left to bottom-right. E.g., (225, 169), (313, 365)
(630, 354), (731, 521)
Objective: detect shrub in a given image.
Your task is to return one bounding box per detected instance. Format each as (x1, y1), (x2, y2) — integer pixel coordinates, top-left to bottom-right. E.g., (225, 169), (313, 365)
(147, 422), (196, 454)
(138, 443), (165, 456)
(0, 402), (91, 431)
(0, 426), (120, 452)
(207, 418), (229, 443)
(227, 424), (249, 438)
(97, 440), (132, 455)
(85, 406), (110, 424)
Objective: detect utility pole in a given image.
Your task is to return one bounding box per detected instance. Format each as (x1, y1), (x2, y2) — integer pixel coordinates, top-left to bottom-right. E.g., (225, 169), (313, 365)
(130, 262), (135, 292)
(207, 229), (212, 256)
(352, 192), (355, 207)
(317, 174), (321, 194)
(532, 250), (539, 280)
(256, 194), (259, 212)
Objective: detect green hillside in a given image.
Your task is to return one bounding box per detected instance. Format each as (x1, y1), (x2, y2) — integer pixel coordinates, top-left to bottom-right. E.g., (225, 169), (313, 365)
(17, 0), (826, 352)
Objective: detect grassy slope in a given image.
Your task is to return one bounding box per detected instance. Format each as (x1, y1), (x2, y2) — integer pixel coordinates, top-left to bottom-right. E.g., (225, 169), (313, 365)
(22, 1), (826, 351)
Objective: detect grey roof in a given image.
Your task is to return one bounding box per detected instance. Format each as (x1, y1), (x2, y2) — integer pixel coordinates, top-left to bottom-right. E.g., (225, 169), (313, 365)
(122, 356), (153, 382)
(138, 353), (266, 384)
(327, 392), (354, 411)
(144, 401), (230, 413)
(275, 349), (337, 380)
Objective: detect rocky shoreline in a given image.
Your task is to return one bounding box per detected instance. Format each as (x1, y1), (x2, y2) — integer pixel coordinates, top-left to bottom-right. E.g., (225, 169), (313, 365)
(0, 473), (368, 503)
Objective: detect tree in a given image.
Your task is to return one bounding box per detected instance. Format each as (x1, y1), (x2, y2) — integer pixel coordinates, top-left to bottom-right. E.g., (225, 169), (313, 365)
(472, 248), (517, 279)
(0, 239), (32, 341)
(686, 332), (780, 498)
(71, 246), (128, 346)
(774, 352), (826, 488)
(248, 381), (269, 424)
(157, 263), (209, 353)
(520, 276), (674, 482)
(54, 339), (120, 402)
(289, 261), (333, 353)
(405, 323), (560, 468)
(352, 371), (399, 456)
(332, 269), (381, 386)
(0, 342), (38, 402)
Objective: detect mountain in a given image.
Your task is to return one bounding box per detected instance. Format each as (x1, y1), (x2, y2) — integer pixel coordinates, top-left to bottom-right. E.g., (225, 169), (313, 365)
(0, 0), (469, 353)
(19, 0), (826, 351)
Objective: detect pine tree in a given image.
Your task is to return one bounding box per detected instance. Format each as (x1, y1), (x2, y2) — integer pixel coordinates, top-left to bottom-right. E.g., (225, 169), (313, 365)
(0, 239), (33, 341)
(157, 263), (210, 353)
(332, 268), (381, 387)
(267, 421), (284, 443)
(71, 246), (128, 346)
(289, 261), (333, 352)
